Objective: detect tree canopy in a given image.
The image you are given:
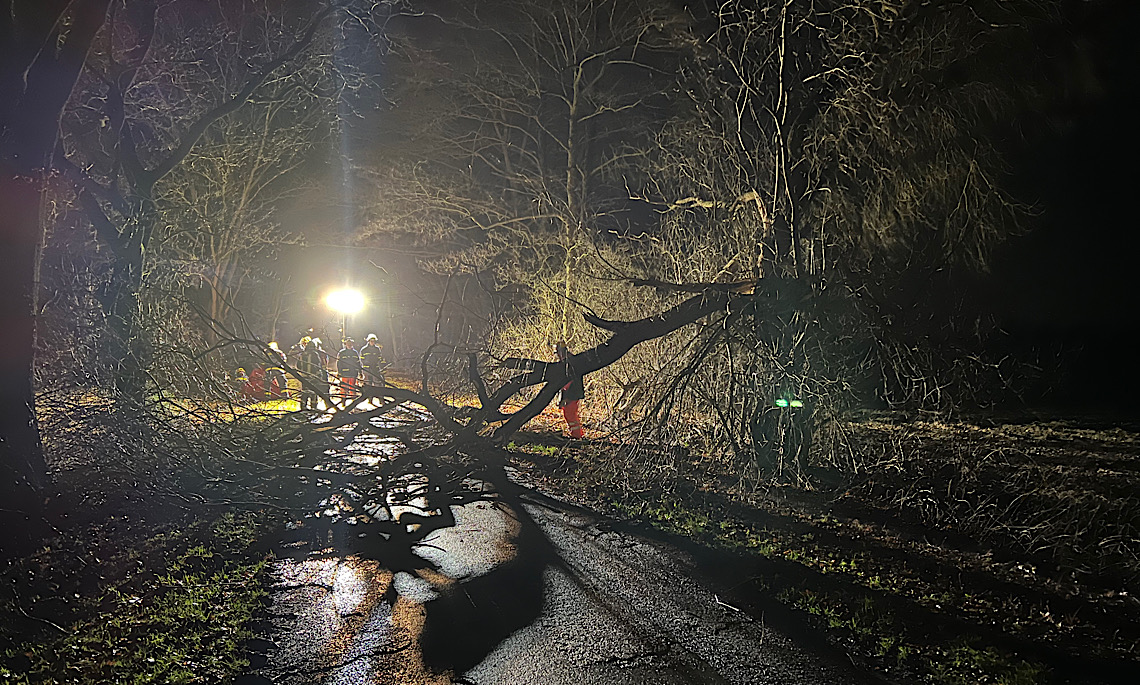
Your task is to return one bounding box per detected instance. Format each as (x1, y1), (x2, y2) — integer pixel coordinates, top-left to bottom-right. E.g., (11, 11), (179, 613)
(358, 0), (1057, 478)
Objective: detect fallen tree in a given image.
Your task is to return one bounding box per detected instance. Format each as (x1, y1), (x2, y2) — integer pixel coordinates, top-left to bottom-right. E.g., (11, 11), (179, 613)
(277, 278), (814, 449)
(138, 277), (812, 579)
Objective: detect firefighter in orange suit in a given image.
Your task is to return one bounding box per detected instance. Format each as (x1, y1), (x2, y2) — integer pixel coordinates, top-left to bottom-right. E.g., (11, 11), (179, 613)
(555, 341), (585, 438)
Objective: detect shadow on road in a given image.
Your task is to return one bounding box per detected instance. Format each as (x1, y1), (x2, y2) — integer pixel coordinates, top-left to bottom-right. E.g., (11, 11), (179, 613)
(419, 500), (553, 677)
(248, 425), (561, 683)
(243, 410), (874, 685)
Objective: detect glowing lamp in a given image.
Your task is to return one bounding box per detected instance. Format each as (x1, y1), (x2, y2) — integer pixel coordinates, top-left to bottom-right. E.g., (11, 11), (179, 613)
(325, 288), (364, 315)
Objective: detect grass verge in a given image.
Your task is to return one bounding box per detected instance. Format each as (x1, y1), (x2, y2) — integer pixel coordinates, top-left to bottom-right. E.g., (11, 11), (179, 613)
(1, 512), (271, 685)
(620, 496), (1052, 684)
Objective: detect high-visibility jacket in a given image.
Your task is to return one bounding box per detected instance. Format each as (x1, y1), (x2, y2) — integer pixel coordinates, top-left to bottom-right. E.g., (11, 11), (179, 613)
(359, 344), (385, 376)
(559, 369), (585, 407)
(298, 346), (324, 379)
(337, 347), (362, 377)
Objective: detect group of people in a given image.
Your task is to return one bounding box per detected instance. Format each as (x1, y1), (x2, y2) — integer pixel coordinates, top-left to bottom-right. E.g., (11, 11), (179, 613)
(285, 332), (387, 410)
(231, 341), (289, 400)
(234, 333), (587, 437)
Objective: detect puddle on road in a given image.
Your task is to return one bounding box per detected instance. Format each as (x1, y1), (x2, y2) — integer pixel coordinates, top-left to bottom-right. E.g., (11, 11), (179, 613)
(262, 557), (395, 683)
(311, 407), (420, 465)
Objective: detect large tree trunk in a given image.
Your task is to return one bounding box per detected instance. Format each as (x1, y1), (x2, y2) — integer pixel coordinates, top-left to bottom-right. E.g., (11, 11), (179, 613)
(105, 246), (150, 402)
(0, 174), (47, 530)
(488, 288), (740, 440)
(0, 0), (112, 554)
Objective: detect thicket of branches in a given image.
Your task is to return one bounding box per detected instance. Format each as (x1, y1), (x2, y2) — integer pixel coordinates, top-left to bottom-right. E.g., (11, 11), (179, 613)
(358, 0), (1056, 485)
(37, 0), (396, 403)
(2, 0), (404, 547)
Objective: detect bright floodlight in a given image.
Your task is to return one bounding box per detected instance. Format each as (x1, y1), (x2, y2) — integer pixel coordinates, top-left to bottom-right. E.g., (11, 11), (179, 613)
(325, 288), (364, 315)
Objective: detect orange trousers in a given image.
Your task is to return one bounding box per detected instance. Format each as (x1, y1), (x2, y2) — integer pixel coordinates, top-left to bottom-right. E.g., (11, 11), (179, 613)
(561, 400), (583, 438)
(339, 376), (359, 398)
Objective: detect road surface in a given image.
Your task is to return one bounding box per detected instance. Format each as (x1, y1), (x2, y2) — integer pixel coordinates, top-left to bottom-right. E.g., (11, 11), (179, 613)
(238, 472), (869, 685)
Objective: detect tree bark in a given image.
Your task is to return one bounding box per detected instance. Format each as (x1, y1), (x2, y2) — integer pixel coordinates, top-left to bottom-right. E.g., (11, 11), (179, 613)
(105, 232), (151, 401)
(0, 0), (112, 553)
(0, 174), (47, 531)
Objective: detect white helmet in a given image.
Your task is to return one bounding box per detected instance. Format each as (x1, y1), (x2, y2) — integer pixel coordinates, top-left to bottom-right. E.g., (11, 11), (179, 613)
(365, 333), (378, 341)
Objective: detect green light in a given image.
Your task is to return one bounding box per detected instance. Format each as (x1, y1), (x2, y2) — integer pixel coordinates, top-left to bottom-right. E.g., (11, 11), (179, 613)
(790, 399), (804, 408)
(774, 398), (789, 408)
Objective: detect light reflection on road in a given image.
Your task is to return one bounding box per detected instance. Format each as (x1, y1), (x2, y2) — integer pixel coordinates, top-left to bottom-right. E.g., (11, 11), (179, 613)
(261, 492), (522, 684)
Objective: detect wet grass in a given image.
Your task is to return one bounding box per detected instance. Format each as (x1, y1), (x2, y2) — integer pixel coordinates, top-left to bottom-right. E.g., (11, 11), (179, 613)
(152, 395), (299, 424)
(613, 496), (1053, 683)
(1, 512), (272, 684)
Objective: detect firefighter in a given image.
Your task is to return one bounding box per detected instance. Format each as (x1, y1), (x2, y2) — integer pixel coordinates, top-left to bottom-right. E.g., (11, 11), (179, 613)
(232, 367), (249, 395)
(555, 341), (585, 438)
(311, 337), (331, 370)
(336, 337), (362, 405)
(296, 336), (327, 410)
(359, 333), (386, 386)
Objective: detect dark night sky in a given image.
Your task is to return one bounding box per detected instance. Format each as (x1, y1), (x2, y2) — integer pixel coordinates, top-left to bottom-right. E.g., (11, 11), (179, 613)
(981, 0), (1139, 410)
(994, 0), (1137, 324)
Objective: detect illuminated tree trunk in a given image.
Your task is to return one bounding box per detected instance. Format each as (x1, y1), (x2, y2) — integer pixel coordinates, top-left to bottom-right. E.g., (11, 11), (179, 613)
(104, 212), (154, 402)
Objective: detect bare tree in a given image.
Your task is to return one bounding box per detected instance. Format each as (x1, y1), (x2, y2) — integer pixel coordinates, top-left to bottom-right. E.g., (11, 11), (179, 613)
(152, 74), (327, 344)
(363, 0), (685, 352)
(54, 0), (395, 400)
(361, 0), (1056, 484)
(596, 0), (1055, 478)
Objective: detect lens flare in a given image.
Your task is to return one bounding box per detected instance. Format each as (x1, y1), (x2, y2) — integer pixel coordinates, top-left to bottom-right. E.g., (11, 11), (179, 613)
(325, 288), (364, 314)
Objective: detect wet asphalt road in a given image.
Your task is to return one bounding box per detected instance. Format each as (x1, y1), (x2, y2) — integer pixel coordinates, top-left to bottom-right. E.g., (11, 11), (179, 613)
(239, 475), (866, 685)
